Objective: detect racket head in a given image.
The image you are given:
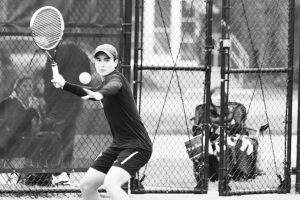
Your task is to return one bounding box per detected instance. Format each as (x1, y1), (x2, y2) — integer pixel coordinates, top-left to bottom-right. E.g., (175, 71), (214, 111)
(30, 6), (64, 51)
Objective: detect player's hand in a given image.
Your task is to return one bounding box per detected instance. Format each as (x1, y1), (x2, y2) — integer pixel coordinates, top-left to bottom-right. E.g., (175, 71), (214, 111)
(82, 88), (103, 101)
(51, 73), (66, 88)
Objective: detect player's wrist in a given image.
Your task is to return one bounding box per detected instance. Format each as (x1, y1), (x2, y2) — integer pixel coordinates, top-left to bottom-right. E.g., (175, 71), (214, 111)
(94, 92), (103, 100)
(60, 80), (66, 88)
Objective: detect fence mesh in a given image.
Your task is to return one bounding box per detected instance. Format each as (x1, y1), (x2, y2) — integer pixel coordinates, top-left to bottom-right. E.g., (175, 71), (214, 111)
(0, 0), (122, 196)
(138, 0), (292, 195)
(219, 0), (290, 195)
(0, 0), (294, 197)
(137, 0), (210, 192)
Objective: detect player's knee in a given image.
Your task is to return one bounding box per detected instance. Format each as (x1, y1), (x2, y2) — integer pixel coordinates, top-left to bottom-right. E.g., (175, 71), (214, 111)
(79, 179), (88, 193)
(102, 180), (120, 192)
(79, 179), (95, 194)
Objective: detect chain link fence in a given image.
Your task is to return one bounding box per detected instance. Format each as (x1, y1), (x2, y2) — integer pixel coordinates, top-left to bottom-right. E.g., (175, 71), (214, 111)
(220, 0), (293, 195)
(135, 0), (212, 193)
(0, 0), (295, 198)
(135, 0), (294, 195)
(0, 0), (124, 196)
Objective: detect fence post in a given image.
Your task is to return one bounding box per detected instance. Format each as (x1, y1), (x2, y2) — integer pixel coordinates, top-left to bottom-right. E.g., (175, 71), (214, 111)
(121, 0), (133, 82)
(133, 0), (142, 104)
(296, 34), (300, 193)
(201, 0), (213, 193)
(282, 0), (295, 193)
(219, 0), (231, 196)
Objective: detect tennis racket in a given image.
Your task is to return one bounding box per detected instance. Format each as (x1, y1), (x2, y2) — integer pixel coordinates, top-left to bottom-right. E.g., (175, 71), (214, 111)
(30, 6), (64, 88)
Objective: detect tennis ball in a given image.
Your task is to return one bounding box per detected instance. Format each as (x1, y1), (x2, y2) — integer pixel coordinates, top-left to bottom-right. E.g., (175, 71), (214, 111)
(79, 72), (91, 84)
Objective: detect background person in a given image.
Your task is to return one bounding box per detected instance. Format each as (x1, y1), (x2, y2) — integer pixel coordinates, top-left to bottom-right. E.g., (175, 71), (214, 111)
(0, 76), (40, 159)
(22, 69), (61, 187)
(51, 44), (153, 200)
(41, 42), (91, 185)
(191, 86), (262, 188)
(0, 75), (59, 187)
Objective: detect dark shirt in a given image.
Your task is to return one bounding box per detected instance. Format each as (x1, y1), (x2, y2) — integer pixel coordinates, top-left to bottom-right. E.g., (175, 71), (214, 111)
(64, 70), (152, 151)
(193, 102), (248, 136)
(0, 96), (39, 156)
(42, 43), (88, 131)
(194, 102), (247, 126)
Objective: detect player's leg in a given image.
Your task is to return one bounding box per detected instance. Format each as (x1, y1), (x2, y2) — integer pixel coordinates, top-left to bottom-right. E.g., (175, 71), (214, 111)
(102, 148), (152, 200)
(103, 166), (131, 200)
(80, 168), (105, 200)
(80, 146), (119, 200)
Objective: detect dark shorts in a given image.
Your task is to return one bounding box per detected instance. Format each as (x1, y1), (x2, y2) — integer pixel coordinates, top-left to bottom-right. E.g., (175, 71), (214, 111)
(91, 146), (152, 176)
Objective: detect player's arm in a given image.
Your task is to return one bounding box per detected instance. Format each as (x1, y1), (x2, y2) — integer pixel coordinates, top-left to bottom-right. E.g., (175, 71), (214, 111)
(81, 77), (122, 100)
(52, 73), (101, 100)
(63, 82), (103, 101)
(51, 71), (96, 99)
(97, 77), (122, 96)
(51, 67), (122, 100)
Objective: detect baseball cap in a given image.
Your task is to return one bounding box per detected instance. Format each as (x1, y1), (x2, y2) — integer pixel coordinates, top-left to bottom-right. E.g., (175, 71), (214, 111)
(93, 44), (118, 59)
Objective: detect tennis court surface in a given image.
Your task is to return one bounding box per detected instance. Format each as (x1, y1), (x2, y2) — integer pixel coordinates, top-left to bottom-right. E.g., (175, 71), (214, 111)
(0, 175), (298, 200)
(0, 193), (298, 200)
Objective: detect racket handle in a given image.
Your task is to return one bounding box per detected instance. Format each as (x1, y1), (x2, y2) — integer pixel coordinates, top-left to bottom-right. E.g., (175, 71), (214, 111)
(52, 64), (59, 76)
(51, 63), (60, 88)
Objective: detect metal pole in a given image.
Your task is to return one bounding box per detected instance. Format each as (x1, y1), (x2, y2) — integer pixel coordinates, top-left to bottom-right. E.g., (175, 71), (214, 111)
(201, 0), (213, 194)
(219, 0), (230, 196)
(133, 0), (141, 103)
(131, 1), (144, 193)
(122, 0), (133, 82)
(296, 34), (300, 193)
(283, 0), (295, 193)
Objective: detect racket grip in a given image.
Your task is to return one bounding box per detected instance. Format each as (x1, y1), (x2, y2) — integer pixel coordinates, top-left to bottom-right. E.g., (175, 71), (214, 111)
(51, 64), (60, 88)
(52, 64), (59, 76)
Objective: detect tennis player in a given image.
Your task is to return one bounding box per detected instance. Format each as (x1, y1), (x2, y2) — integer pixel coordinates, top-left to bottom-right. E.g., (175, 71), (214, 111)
(51, 44), (152, 200)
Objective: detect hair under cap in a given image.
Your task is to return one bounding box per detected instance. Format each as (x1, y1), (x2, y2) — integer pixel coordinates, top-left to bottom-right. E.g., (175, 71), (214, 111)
(94, 44), (118, 59)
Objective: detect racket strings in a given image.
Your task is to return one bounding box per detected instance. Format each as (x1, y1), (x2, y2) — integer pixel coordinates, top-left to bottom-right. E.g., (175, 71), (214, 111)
(31, 9), (63, 49)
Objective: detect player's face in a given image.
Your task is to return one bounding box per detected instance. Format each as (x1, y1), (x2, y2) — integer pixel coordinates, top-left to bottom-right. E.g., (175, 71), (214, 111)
(211, 90), (221, 106)
(94, 52), (118, 76)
